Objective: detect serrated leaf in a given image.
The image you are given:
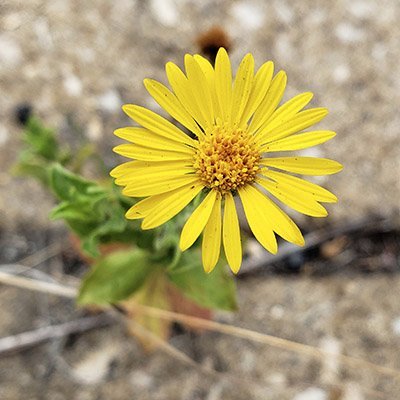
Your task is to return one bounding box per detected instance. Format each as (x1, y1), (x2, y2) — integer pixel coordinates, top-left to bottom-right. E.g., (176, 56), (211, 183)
(49, 164), (104, 201)
(79, 206), (129, 257)
(50, 201), (97, 221)
(24, 117), (59, 161)
(78, 249), (152, 305)
(168, 251), (237, 311)
(13, 158), (51, 185)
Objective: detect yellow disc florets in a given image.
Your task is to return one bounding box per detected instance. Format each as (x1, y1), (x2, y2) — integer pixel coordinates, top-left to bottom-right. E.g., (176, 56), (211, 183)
(194, 124), (261, 193)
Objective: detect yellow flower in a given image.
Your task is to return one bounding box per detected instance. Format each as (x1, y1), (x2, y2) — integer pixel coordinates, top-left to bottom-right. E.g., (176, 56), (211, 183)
(111, 48), (342, 274)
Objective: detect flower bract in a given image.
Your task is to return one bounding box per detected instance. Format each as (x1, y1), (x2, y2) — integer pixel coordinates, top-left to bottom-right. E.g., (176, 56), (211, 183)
(111, 48), (342, 273)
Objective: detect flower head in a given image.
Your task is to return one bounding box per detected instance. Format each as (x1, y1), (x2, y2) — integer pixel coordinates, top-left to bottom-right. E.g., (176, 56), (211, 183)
(111, 48), (342, 274)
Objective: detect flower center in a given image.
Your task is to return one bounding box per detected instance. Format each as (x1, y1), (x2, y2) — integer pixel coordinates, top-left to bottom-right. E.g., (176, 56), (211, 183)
(194, 125), (261, 193)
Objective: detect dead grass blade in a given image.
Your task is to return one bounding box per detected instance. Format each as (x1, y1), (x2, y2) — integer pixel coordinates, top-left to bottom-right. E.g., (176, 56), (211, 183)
(1, 269), (400, 383)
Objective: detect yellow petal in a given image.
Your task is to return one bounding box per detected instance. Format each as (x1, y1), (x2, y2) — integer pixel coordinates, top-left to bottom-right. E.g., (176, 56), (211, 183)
(257, 92), (313, 135)
(114, 160), (194, 186)
(180, 190), (217, 251)
(202, 192), (222, 273)
(110, 161), (137, 178)
(114, 127), (195, 153)
(261, 169), (338, 202)
(260, 157), (343, 175)
(223, 192), (242, 274)
(261, 130), (336, 152)
(248, 70), (287, 135)
(257, 177), (328, 217)
(193, 54), (214, 79)
(122, 104), (195, 147)
(184, 55), (214, 126)
(122, 174), (198, 197)
(215, 48), (233, 123)
(143, 79), (204, 138)
(239, 61), (274, 128)
(116, 168), (192, 186)
(126, 197), (159, 220)
(166, 62), (208, 132)
(194, 54), (222, 119)
(238, 185), (277, 254)
(257, 108), (329, 145)
(231, 53), (254, 127)
(240, 185), (304, 247)
(141, 183), (204, 229)
(113, 143), (193, 162)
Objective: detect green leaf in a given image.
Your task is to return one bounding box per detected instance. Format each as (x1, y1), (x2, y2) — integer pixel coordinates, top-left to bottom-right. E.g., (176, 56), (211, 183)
(13, 157), (51, 185)
(50, 201), (97, 221)
(49, 163), (104, 201)
(168, 251), (237, 311)
(48, 169), (148, 257)
(78, 249), (153, 305)
(79, 205), (129, 257)
(24, 117), (59, 161)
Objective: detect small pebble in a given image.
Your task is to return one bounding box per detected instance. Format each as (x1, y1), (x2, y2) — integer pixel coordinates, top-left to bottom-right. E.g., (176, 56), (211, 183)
(0, 125), (9, 146)
(240, 351), (256, 372)
(63, 73), (83, 97)
(130, 370), (154, 389)
(270, 304), (285, 319)
(372, 43), (387, 61)
(347, 1), (376, 19)
(275, 35), (294, 62)
(333, 64), (351, 83)
(72, 346), (119, 384)
(294, 387), (327, 400)
(230, 2), (265, 30)
(206, 382), (225, 400)
(392, 317), (400, 336)
(268, 372), (286, 386)
(86, 117), (103, 141)
(0, 34), (23, 68)
(97, 89), (122, 113)
(335, 23), (365, 43)
(342, 383), (365, 400)
(274, 1), (294, 24)
(320, 336), (342, 383)
(150, 0), (179, 27)
(34, 17), (53, 50)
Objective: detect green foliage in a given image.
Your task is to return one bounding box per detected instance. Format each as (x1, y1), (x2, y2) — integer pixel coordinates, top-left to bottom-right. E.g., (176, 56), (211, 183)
(168, 252), (237, 311)
(78, 249), (152, 304)
(14, 117), (71, 185)
(13, 155), (51, 185)
(49, 163), (102, 201)
(22, 117), (60, 161)
(48, 164), (150, 257)
(14, 116), (239, 316)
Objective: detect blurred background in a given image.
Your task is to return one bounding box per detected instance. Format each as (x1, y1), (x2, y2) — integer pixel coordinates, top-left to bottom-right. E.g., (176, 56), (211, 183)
(0, 0), (399, 399)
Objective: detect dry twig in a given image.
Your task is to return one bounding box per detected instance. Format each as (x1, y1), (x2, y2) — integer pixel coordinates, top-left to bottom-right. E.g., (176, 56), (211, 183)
(0, 270), (399, 384)
(0, 314), (113, 356)
(0, 270), (77, 298)
(17, 241), (68, 271)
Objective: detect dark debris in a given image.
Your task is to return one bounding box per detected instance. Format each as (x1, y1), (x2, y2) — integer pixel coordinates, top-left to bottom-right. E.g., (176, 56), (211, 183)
(242, 217), (400, 278)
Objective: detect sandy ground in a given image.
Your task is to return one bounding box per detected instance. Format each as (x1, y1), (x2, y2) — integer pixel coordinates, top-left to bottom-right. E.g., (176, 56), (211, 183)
(0, 1), (400, 399)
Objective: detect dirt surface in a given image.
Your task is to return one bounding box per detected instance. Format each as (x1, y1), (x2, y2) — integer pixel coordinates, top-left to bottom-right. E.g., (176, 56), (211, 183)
(1, 1), (400, 399)
(0, 222), (399, 400)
